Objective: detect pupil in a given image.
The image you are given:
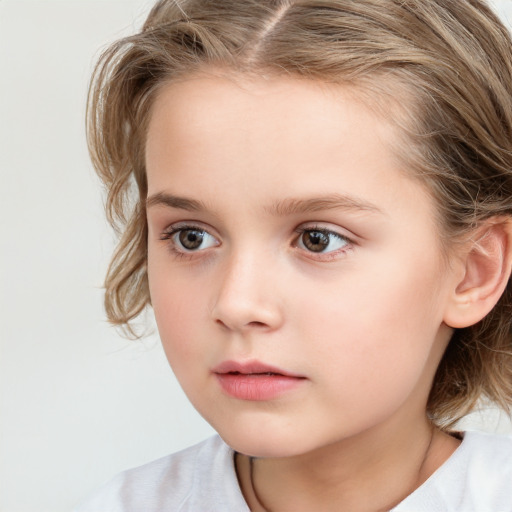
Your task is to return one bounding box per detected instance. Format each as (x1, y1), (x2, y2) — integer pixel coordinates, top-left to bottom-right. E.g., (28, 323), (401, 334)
(304, 231), (329, 252)
(179, 229), (204, 250)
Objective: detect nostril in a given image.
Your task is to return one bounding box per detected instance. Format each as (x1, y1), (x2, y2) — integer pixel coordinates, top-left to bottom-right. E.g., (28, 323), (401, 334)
(215, 319), (229, 329)
(214, 318), (268, 330)
(247, 321), (267, 328)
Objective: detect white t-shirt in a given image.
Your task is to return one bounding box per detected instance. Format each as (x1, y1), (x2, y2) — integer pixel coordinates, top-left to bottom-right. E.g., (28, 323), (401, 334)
(76, 431), (512, 511)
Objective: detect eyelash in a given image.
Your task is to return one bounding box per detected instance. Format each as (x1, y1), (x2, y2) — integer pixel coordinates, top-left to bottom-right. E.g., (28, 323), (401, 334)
(294, 225), (352, 260)
(159, 224), (353, 260)
(159, 224), (215, 261)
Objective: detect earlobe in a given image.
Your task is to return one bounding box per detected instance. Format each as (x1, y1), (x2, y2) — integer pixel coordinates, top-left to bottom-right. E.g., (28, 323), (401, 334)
(443, 218), (512, 329)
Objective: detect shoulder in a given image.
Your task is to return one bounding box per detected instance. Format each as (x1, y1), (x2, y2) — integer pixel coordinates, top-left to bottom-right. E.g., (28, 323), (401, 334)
(394, 430), (512, 512)
(448, 430), (512, 511)
(462, 429), (512, 462)
(459, 430), (512, 492)
(75, 435), (249, 512)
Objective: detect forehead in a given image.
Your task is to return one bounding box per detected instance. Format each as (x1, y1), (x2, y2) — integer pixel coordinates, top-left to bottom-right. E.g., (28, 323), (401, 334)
(144, 72), (437, 230)
(147, 73), (347, 149)
(146, 73), (399, 179)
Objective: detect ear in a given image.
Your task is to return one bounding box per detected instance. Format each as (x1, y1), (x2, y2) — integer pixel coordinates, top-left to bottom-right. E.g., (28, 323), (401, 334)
(443, 218), (512, 329)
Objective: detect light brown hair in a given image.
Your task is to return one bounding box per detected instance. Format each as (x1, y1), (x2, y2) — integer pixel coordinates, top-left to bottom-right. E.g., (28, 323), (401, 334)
(87, 0), (512, 428)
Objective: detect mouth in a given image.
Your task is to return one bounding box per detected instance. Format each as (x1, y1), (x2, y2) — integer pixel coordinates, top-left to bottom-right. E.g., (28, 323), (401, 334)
(212, 360), (304, 378)
(212, 360), (306, 401)
(225, 371), (283, 376)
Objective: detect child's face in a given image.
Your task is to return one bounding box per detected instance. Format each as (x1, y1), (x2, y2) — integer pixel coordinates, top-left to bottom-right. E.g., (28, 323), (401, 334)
(145, 72), (458, 457)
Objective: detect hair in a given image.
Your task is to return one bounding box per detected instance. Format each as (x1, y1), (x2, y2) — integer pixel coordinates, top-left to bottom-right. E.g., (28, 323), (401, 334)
(87, 0), (512, 428)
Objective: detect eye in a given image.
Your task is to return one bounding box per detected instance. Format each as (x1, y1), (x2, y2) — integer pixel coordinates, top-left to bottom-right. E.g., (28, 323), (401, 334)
(296, 228), (349, 254)
(161, 226), (219, 253)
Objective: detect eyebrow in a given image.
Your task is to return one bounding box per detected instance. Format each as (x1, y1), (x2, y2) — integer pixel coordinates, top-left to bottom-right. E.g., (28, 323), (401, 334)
(146, 192), (207, 212)
(146, 192), (383, 216)
(264, 194), (383, 216)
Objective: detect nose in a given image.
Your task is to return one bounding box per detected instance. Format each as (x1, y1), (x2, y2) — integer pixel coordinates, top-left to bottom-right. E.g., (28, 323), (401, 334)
(211, 249), (284, 333)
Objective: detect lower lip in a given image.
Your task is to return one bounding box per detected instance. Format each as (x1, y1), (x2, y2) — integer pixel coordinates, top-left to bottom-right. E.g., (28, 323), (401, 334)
(215, 373), (305, 401)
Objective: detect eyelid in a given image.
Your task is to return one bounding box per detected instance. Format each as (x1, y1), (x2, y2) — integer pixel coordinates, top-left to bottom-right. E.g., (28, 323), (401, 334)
(160, 221), (218, 239)
(295, 222), (355, 241)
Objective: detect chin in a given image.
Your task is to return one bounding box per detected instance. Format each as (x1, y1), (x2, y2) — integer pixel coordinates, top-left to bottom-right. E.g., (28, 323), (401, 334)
(212, 421), (317, 458)
(223, 434), (301, 458)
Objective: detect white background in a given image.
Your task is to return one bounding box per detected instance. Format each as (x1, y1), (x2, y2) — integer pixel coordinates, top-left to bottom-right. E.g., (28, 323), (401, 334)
(1, 1), (511, 511)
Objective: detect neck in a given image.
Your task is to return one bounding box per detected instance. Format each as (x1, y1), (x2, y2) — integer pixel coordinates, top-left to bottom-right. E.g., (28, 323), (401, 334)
(236, 416), (460, 512)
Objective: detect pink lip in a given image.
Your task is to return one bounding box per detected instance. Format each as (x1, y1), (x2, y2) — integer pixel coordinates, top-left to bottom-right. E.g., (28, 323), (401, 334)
(212, 360), (306, 401)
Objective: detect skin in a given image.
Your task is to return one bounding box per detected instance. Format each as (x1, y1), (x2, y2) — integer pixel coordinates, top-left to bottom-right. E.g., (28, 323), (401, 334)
(145, 71), (462, 511)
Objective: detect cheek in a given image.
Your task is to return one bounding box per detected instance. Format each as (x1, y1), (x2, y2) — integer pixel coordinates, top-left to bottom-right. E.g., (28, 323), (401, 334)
(148, 257), (207, 360)
(296, 255), (448, 396)
(150, 275), (214, 412)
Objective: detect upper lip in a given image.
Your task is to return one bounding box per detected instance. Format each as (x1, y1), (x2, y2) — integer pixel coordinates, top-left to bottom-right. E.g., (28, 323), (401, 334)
(213, 360), (305, 378)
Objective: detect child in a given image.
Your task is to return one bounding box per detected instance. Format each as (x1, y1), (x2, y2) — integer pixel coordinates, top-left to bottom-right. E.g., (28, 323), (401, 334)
(78, 0), (512, 510)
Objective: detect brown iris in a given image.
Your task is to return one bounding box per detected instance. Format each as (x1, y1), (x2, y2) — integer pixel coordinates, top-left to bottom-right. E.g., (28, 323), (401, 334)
(301, 230), (330, 252)
(178, 229), (205, 250)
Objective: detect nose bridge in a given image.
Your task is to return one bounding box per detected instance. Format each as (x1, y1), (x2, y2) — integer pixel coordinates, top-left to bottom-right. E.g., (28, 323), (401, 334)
(212, 241), (282, 331)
